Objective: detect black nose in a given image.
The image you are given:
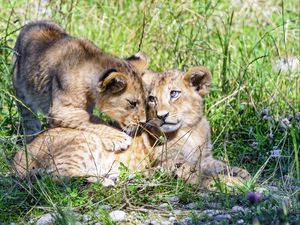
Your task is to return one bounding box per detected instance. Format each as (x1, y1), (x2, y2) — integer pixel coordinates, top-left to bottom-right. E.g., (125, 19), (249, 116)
(157, 111), (169, 120)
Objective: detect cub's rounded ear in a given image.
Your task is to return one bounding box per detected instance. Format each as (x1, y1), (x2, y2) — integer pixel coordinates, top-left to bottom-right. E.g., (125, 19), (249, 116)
(98, 70), (128, 94)
(141, 70), (157, 91)
(184, 66), (212, 96)
(126, 51), (148, 74)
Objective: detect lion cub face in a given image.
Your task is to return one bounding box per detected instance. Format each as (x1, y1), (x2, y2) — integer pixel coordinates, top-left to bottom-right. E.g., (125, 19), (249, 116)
(147, 67), (212, 133)
(97, 56), (148, 135)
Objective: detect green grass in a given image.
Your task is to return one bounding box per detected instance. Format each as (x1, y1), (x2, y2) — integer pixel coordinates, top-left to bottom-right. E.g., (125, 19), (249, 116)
(0, 0), (299, 224)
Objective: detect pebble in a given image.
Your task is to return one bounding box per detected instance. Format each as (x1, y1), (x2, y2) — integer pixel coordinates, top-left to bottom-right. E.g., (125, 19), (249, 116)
(149, 221), (160, 225)
(81, 214), (91, 222)
(93, 223), (102, 225)
(162, 222), (171, 225)
(231, 205), (245, 213)
(214, 214), (232, 222)
(168, 197), (180, 204)
(109, 210), (126, 222)
(169, 216), (177, 222)
(273, 57), (300, 73)
(199, 193), (209, 199)
(180, 217), (194, 225)
(99, 204), (112, 210)
(204, 202), (221, 209)
(185, 203), (198, 210)
(268, 186), (279, 192)
(159, 203), (169, 208)
(36, 213), (56, 225)
(202, 209), (221, 218)
(237, 219), (245, 225)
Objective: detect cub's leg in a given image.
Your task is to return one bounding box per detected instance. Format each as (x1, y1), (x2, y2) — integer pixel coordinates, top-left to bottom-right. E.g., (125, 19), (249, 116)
(50, 106), (132, 152)
(201, 157), (250, 179)
(15, 93), (42, 143)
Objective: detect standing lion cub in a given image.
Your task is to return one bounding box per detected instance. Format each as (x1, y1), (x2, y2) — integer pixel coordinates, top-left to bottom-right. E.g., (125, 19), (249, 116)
(13, 66), (250, 187)
(12, 21), (147, 151)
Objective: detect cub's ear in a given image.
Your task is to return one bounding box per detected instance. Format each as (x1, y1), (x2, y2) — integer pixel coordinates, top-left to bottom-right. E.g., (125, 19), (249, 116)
(184, 66), (212, 96)
(126, 51), (148, 74)
(141, 70), (157, 91)
(98, 70), (127, 94)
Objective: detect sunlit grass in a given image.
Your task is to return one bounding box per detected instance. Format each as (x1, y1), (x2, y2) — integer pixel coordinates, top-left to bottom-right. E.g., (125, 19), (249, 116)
(0, 0), (299, 224)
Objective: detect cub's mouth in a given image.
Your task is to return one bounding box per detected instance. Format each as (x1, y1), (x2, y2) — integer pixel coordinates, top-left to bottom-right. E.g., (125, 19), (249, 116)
(111, 121), (143, 137)
(160, 121), (182, 133)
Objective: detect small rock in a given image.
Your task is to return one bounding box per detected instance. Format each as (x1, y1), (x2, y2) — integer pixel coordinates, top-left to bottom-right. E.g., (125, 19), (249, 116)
(36, 213), (55, 225)
(27, 219), (34, 224)
(99, 204), (112, 210)
(231, 205), (245, 213)
(280, 118), (292, 130)
(82, 215), (91, 222)
(202, 209), (221, 218)
(214, 214), (232, 221)
(168, 197), (180, 204)
(162, 222), (171, 225)
(173, 222), (184, 225)
(295, 112), (300, 122)
(237, 219), (245, 225)
(149, 221), (160, 225)
(142, 220), (151, 225)
(204, 202), (222, 209)
(185, 202), (198, 210)
(180, 217), (193, 225)
(268, 186), (279, 192)
(199, 193), (209, 199)
(270, 149), (282, 158)
(169, 216), (177, 222)
(273, 57), (300, 73)
(159, 203), (169, 208)
(261, 107), (270, 117)
(109, 210), (126, 222)
(93, 223), (102, 225)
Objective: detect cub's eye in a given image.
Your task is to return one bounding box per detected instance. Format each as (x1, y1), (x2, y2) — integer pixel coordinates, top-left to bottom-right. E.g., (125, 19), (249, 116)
(127, 99), (137, 108)
(148, 95), (156, 103)
(170, 90), (181, 99)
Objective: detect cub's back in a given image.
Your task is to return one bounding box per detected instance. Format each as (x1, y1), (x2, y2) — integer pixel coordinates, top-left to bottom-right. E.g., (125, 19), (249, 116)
(13, 128), (152, 180)
(13, 21), (68, 84)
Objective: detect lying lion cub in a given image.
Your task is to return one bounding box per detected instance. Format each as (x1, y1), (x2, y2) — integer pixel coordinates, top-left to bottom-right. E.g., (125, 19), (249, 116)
(13, 21), (147, 151)
(146, 67), (250, 183)
(13, 67), (249, 186)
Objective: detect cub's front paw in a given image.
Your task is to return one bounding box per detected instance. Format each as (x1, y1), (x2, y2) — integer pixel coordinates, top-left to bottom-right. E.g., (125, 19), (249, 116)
(230, 166), (250, 180)
(103, 130), (132, 151)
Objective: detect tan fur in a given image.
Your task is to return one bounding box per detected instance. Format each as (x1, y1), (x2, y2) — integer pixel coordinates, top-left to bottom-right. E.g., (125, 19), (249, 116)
(13, 128), (153, 184)
(146, 67), (250, 183)
(13, 67), (249, 187)
(12, 21), (147, 151)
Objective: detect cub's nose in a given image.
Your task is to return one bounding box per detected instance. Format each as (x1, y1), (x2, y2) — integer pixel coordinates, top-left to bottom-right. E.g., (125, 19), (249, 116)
(157, 111), (169, 121)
